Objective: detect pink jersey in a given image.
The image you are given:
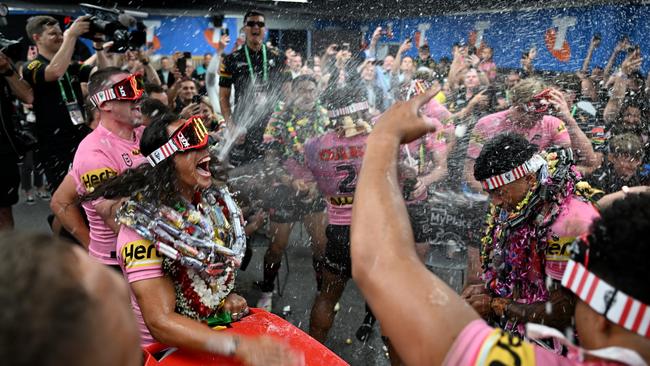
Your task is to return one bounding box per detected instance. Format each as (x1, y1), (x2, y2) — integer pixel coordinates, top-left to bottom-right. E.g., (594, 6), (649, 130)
(467, 110), (571, 160)
(545, 196), (599, 280)
(444, 320), (628, 366)
(71, 123), (145, 265)
(116, 225), (164, 346)
(304, 131), (368, 226)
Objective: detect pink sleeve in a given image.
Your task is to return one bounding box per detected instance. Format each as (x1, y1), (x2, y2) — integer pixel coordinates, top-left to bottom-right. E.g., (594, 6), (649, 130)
(444, 320), (577, 366)
(443, 320), (494, 365)
(425, 99), (452, 122)
(72, 149), (118, 196)
(548, 116), (571, 148)
(116, 226), (164, 283)
(467, 119), (488, 160)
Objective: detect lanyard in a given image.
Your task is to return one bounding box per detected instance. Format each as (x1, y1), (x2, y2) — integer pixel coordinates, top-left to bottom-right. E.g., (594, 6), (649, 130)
(57, 72), (77, 104)
(244, 44), (268, 83)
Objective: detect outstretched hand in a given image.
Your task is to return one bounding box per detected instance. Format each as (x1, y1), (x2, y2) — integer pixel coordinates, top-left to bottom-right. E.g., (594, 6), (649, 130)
(371, 86), (440, 144)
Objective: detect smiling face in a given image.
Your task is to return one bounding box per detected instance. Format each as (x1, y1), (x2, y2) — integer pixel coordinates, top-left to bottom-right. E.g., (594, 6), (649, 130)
(244, 14), (266, 48)
(101, 73), (143, 126)
(178, 80), (197, 104)
(168, 120), (211, 195)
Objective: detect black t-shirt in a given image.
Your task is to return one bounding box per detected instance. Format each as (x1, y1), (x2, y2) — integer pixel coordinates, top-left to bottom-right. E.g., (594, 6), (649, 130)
(218, 45), (289, 106)
(0, 77), (18, 155)
(22, 54), (92, 149)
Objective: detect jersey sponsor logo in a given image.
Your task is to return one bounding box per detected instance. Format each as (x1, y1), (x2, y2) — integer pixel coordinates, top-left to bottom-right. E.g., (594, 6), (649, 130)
(557, 122), (567, 133)
(27, 60), (42, 70)
(476, 329), (536, 366)
(121, 239), (162, 269)
(545, 236), (574, 261)
(319, 145), (365, 161)
(132, 148), (141, 155)
(80, 167), (117, 191)
(118, 85), (127, 97)
(122, 153), (133, 167)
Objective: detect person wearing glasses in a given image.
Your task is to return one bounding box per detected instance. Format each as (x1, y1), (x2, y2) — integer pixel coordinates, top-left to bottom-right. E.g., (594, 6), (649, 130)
(463, 78), (599, 192)
(219, 10), (290, 166)
(52, 68), (145, 270)
(351, 90), (650, 365)
(81, 112), (301, 366)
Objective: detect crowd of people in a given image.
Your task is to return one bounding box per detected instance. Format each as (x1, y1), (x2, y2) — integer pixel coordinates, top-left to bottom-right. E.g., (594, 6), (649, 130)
(0, 6), (649, 366)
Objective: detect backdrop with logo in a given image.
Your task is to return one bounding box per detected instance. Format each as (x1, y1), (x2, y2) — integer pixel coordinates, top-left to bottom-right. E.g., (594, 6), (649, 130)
(322, 4), (649, 73)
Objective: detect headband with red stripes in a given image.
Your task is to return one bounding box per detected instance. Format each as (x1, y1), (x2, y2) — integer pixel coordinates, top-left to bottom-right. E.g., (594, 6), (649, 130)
(562, 259), (650, 339)
(479, 154), (546, 190)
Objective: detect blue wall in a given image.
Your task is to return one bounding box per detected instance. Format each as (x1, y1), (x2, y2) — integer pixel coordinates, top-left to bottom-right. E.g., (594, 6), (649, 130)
(146, 15), (240, 55)
(325, 4), (649, 73)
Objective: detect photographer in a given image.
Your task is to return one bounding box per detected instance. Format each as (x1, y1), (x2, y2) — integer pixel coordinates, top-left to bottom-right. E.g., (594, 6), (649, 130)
(22, 15), (95, 193)
(0, 50), (34, 230)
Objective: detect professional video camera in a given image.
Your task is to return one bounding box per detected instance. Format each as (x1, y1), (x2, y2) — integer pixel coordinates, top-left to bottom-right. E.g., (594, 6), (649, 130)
(79, 3), (147, 53)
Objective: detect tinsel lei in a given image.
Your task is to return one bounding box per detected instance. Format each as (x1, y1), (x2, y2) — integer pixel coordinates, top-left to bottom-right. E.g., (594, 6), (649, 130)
(479, 149), (597, 305)
(280, 103), (329, 159)
(117, 187), (246, 324)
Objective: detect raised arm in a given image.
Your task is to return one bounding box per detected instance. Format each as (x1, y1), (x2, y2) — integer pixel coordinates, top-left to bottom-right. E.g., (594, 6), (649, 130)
(351, 88), (479, 366)
(603, 50), (641, 125)
(603, 38), (627, 79)
(548, 89), (601, 175)
(581, 35), (600, 74)
(44, 16), (90, 82)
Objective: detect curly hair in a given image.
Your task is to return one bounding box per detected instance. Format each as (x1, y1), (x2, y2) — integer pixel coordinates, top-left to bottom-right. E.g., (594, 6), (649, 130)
(81, 112), (182, 206)
(474, 133), (539, 181)
(587, 192), (650, 304)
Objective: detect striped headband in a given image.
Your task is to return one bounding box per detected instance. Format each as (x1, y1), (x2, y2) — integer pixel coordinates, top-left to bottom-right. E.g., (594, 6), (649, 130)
(328, 101), (369, 118)
(562, 259), (650, 339)
(480, 154), (546, 190)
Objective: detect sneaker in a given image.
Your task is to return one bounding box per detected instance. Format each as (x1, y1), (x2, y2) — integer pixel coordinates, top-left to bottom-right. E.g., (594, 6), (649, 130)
(257, 292), (273, 312)
(26, 194), (35, 205)
(37, 190), (51, 201)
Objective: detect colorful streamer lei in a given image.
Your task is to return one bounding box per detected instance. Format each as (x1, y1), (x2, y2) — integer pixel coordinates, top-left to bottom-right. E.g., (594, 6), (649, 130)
(479, 148), (596, 325)
(117, 185), (246, 321)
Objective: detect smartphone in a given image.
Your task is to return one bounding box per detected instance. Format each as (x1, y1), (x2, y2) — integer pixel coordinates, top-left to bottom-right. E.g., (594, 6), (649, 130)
(342, 42), (350, 51)
(183, 51), (192, 59)
(593, 32), (602, 42)
(176, 57), (186, 76)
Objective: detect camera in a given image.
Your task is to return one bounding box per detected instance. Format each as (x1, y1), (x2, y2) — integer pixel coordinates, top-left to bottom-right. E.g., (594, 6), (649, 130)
(79, 3), (147, 53)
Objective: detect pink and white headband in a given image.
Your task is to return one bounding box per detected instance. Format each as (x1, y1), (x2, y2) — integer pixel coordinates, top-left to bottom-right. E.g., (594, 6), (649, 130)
(562, 259), (650, 339)
(479, 154), (546, 190)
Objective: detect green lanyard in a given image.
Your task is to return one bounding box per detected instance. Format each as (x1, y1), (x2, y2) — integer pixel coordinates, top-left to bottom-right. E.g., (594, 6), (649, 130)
(243, 44), (268, 83)
(57, 72), (77, 104)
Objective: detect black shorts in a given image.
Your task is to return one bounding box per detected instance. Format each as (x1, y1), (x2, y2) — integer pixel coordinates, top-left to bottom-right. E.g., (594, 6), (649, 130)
(407, 202), (434, 243)
(0, 153), (20, 207)
(324, 224), (352, 279)
(269, 190), (327, 224)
